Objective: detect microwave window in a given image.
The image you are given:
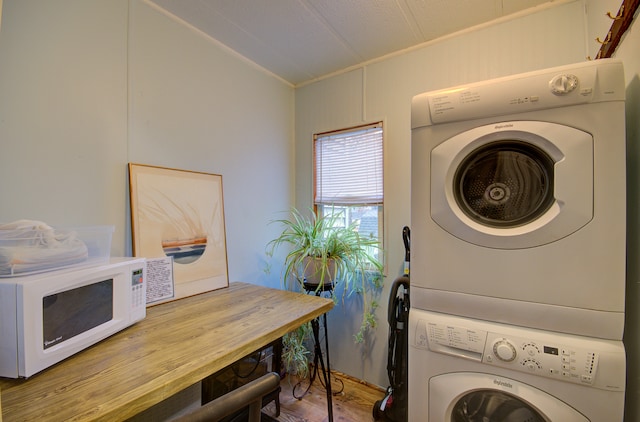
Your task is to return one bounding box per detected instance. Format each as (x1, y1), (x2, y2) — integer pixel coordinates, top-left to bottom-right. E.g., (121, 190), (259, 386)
(42, 279), (114, 349)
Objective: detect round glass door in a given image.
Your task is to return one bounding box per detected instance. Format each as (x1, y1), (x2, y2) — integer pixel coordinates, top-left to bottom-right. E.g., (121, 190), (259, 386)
(428, 373), (590, 421)
(451, 389), (545, 422)
(454, 140), (555, 228)
(430, 121), (594, 249)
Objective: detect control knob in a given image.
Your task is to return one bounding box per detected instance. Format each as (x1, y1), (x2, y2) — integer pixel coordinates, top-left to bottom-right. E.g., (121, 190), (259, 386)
(549, 74), (578, 95)
(493, 339), (517, 362)
(523, 343), (540, 357)
(522, 358), (542, 372)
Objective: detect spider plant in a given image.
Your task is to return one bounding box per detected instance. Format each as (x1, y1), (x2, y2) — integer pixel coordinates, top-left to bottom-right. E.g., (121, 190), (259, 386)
(267, 208), (384, 376)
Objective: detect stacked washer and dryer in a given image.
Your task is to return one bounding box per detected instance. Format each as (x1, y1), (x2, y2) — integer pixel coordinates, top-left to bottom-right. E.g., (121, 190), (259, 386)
(409, 59), (627, 421)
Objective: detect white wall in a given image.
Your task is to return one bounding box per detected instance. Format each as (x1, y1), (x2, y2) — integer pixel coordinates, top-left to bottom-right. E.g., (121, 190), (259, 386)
(128, 1), (295, 288)
(0, 0), (129, 252)
(0, 0), (294, 290)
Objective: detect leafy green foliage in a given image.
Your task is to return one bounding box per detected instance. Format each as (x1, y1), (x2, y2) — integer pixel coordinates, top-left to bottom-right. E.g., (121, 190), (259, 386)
(267, 208), (384, 377)
(281, 323), (312, 379)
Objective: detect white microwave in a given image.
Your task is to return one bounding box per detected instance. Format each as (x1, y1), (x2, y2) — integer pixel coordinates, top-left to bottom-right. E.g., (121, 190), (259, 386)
(0, 258), (146, 378)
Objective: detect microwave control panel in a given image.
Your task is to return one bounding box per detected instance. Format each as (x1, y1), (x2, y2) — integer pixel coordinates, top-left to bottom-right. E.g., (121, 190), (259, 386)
(130, 266), (147, 319)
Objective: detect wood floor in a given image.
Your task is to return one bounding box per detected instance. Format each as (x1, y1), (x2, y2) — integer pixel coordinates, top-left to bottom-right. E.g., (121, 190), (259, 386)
(262, 371), (386, 422)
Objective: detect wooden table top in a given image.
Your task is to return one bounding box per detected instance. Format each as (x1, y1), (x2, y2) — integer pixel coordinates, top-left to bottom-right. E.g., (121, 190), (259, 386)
(0, 282), (333, 421)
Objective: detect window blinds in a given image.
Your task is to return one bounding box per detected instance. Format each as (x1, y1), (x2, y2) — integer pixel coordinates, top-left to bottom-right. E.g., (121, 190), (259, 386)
(314, 123), (383, 205)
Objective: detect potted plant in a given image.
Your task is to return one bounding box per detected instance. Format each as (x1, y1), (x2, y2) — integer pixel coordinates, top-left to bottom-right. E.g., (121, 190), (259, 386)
(267, 208), (384, 377)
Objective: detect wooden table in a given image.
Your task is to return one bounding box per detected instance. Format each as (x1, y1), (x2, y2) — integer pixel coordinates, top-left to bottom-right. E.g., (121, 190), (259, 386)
(0, 282), (333, 421)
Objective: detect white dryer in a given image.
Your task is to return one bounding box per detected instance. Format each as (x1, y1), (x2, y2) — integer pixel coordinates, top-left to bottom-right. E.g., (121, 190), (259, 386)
(408, 308), (626, 421)
(410, 59), (626, 340)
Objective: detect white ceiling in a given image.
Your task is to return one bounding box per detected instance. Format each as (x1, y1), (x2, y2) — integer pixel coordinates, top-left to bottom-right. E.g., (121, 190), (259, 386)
(148, 0), (552, 86)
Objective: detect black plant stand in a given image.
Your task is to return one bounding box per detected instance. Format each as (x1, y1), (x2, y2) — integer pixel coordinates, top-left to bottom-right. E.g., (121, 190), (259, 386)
(292, 281), (343, 422)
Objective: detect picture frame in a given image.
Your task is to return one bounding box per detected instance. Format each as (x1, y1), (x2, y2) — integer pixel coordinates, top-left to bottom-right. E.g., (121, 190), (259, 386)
(128, 163), (229, 305)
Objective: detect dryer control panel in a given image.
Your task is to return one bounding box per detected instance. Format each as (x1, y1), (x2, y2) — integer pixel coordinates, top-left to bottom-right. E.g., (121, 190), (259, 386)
(412, 312), (626, 391)
(412, 59), (624, 127)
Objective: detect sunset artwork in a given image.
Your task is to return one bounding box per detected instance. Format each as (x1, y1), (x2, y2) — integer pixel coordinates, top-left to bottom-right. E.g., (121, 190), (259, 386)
(129, 164), (229, 304)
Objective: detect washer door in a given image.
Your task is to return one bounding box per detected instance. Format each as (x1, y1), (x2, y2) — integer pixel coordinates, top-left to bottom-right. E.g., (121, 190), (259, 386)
(431, 121), (593, 249)
(430, 373), (589, 421)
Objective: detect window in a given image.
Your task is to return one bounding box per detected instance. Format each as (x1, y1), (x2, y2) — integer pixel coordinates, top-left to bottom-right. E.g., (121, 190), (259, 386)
(314, 122), (383, 258)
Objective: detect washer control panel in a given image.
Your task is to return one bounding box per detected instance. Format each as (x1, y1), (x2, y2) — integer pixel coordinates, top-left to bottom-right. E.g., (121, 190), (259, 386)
(484, 333), (598, 385)
(416, 318), (600, 386)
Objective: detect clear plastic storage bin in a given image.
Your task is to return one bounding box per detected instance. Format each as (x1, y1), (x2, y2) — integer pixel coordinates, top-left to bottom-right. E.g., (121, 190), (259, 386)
(0, 225), (114, 277)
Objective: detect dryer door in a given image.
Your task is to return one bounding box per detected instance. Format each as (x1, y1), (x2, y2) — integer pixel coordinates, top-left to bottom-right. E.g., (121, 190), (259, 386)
(431, 121), (592, 249)
(430, 373), (588, 421)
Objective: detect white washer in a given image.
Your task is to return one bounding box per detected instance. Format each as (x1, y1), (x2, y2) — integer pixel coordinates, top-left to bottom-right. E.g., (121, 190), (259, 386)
(408, 309), (626, 421)
(410, 59), (626, 340)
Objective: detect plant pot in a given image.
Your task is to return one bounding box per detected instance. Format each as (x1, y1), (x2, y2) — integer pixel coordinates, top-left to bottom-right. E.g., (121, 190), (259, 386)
(302, 256), (336, 289)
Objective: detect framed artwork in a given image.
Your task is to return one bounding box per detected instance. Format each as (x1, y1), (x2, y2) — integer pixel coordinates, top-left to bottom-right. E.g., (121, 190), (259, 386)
(129, 163), (229, 305)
